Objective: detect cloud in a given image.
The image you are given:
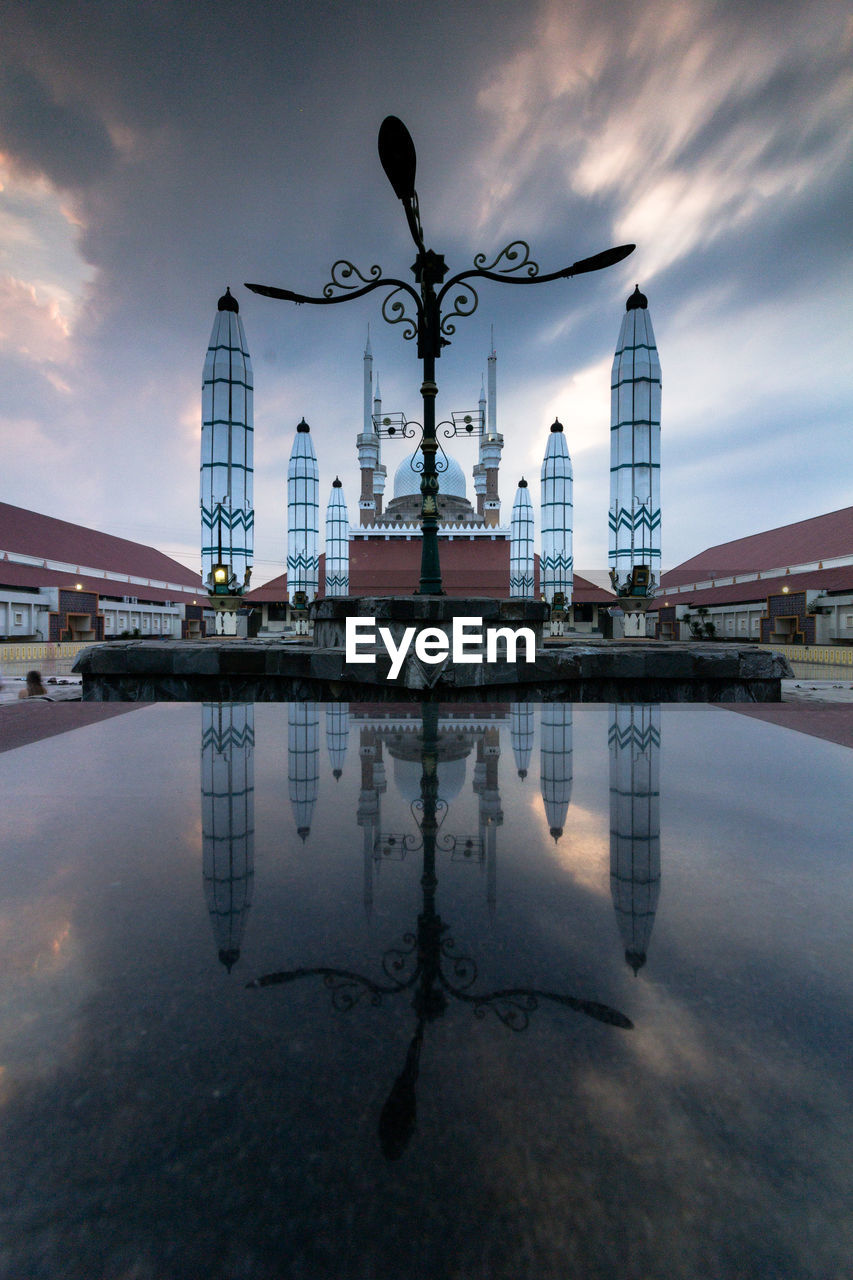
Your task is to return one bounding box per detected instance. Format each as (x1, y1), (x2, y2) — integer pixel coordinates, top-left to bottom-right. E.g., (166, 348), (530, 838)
(0, 65), (115, 190)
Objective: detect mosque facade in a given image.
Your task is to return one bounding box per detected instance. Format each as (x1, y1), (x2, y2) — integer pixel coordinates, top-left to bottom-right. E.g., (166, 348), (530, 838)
(243, 296), (658, 631)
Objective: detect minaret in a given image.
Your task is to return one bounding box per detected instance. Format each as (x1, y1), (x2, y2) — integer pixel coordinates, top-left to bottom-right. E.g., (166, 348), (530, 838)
(540, 703), (573, 842)
(288, 702), (319, 842)
(325, 703), (349, 780)
(472, 374), (487, 517)
(372, 376), (387, 519)
(540, 418), (573, 634)
(608, 285), (661, 636)
(287, 417), (319, 630)
(509, 479), (535, 598)
(201, 287), (254, 635)
(509, 704), (533, 779)
(609, 704), (661, 974)
(324, 477), (349, 596)
(201, 702), (254, 971)
(357, 332), (379, 526)
(481, 332), (503, 526)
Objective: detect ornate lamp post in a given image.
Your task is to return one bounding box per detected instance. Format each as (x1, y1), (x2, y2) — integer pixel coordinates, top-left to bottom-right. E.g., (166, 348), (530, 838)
(247, 116), (634, 595)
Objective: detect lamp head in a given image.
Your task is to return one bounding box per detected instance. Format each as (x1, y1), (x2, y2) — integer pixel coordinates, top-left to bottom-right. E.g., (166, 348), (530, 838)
(378, 116), (417, 202)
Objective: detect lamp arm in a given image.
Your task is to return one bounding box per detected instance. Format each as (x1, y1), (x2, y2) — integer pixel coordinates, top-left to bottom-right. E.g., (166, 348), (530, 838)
(436, 242), (635, 307)
(246, 276), (423, 316)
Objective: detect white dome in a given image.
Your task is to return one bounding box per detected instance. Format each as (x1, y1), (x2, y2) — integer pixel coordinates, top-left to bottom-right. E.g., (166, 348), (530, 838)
(394, 755), (467, 805)
(394, 453), (467, 500)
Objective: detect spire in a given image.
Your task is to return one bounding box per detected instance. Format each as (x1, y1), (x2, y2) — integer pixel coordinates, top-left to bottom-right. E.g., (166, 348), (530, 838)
(540, 704), (572, 844)
(287, 417), (319, 603)
(509, 479), (534, 597)
(325, 477), (350, 596)
(609, 285), (661, 601)
(201, 703), (255, 973)
(201, 287), (254, 609)
(541, 415), (573, 610)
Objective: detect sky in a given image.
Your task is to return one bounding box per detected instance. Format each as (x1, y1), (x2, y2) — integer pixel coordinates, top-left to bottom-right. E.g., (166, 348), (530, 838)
(0, 0), (851, 585)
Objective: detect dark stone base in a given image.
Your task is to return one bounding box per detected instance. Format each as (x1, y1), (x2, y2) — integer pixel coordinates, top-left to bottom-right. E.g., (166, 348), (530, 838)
(74, 638), (793, 703)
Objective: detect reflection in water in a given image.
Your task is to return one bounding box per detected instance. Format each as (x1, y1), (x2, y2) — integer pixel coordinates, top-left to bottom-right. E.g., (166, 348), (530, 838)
(250, 703), (632, 1160)
(201, 703), (255, 971)
(325, 702), (349, 779)
(540, 702), (573, 841)
(509, 702), (534, 779)
(609, 704), (661, 974)
(288, 702), (319, 841)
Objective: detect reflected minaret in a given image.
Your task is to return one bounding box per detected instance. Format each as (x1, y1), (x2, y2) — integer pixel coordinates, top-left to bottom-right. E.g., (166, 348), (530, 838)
(510, 703), (533, 779)
(324, 477), (350, 596)
(287, 418), (319, 629)
(201, 288), (254, 633)
(540, 418), (573, 634)
(357, 727), (386, 918)
(609, 704), (661, 974)
(202, 703), (254, 971)
(326, 703), (350, 780)
(473, 728), (503, 916)
(510, 479), (535, 598)
(540, 703), (573, 842)
(608, 285), (662, 635)
(288, 702), (320, 841)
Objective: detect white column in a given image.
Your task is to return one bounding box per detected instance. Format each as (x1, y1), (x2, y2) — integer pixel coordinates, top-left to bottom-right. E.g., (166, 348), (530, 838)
(324, 478), (350, 596)
(608, 285), (662, 598)
(510, 479), (535, 598)
(609, 704), (661, 973)
(201, 288), (254, 594)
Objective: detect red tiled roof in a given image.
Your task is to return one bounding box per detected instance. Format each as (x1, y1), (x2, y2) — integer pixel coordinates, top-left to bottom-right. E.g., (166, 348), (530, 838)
(649, 565), (853, 610)
(0, 502), (202, 593)
(0, 558), (204, 604)
(663, 507), (853, 586)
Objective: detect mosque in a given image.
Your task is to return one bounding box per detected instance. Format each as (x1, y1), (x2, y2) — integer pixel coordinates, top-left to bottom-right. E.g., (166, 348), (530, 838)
(207, 283), (665, 635)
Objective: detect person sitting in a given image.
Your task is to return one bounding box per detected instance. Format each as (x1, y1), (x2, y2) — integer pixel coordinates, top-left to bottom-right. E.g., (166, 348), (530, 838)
(18, 670), (48, 699)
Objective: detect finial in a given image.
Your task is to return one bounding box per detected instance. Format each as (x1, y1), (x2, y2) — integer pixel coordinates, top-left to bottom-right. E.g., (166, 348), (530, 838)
(333, 476), (342, 488)
(626, 284), (648, 311)
(550, 418), (563, 433)
(297, 417), (310, 433)
(218, 286), (239, 313)
(518, 477), (528, 488)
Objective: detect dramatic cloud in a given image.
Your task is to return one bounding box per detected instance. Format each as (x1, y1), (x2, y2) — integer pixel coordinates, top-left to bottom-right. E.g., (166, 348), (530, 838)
(0, 0), (849, 578)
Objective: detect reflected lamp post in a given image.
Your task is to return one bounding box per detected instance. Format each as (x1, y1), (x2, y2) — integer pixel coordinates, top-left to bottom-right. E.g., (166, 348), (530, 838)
(248, 703), (632, 1160)
(247, 117), (634, 595)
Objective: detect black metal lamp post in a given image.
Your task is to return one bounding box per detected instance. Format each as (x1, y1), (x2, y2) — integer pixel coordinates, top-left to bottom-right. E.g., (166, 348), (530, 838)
(246, 116), (634, 595)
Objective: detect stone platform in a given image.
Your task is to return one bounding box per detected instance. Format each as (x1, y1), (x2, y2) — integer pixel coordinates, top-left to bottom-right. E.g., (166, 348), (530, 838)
(74, 637), (792, 703)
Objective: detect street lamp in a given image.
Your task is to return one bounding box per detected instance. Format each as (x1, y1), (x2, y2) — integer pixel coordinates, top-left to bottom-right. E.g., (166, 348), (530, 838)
(247, 116), (633, 595)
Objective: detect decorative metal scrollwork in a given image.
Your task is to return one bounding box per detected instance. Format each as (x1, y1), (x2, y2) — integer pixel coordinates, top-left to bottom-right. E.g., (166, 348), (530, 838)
(473, 992), (539, 1031)
(381, 285), (419, 340)
(372, 412), (417, 441)
(473, 240), (539, 278)
(322, 972), (384, 1012)
(323, 259), (382, 298)
(439, 282), (479, 342)
(441, 409), (485, 441)
(439, 936), (477, 991)
(382, 932), (419, 987)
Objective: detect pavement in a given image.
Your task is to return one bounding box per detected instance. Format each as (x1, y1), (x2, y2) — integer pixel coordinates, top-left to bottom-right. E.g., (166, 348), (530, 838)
(722, 679), (853, 750)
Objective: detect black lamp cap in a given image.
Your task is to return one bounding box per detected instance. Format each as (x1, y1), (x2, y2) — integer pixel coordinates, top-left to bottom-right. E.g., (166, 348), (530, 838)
(626, 284), (648, 311)
(378, 116), (417, 201)
(550, 418), (563, 433)
(518, 477), (528, 488)
(218, 286), (239, 313)
(333, 476), (342, 488)
(297, 417), (310, 433)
